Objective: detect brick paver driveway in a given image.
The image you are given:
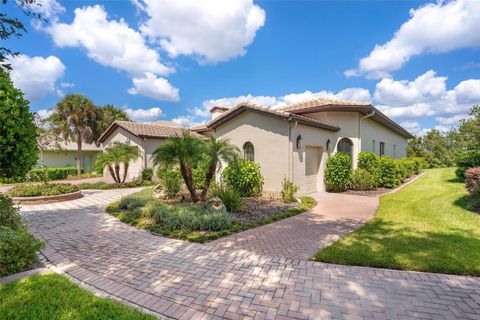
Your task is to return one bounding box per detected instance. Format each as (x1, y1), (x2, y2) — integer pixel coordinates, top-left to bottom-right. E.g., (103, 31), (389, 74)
(22, 190), (480, 320)
(208, 193), (378, 260)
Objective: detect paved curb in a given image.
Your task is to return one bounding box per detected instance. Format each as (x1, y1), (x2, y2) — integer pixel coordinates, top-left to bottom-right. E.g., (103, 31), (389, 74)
(0, 267), (52, 285)
(12, 190), (83, 205)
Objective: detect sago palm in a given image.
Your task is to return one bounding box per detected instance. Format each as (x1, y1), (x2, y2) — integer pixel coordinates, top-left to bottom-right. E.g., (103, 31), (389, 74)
(94, 142), (141, 183)
(152, 130), (204, 202)
(48, 94), (102, 174)
(201, 137), (239, 200)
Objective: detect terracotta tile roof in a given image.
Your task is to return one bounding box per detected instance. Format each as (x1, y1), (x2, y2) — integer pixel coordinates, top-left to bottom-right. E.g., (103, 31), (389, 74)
(98, 121), (200, 143)
(206, 102), (340, 132)
(38, 133), (102, 151)
(279, 98), (371, 112)
(189, 123), (212, 133)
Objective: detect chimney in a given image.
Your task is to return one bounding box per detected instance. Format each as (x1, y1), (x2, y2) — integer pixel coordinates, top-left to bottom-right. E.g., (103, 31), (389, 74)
(210, 106), (229, 119)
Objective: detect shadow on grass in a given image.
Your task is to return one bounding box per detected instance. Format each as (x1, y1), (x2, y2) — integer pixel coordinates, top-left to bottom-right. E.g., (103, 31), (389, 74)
(314, 218), (480, 276)
(454, 195), (480, 214)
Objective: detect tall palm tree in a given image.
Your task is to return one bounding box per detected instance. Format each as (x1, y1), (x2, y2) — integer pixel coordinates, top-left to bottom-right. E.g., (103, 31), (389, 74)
(152, 130), (204, 202)
(100, 104), (130, 131)
(201, 137), (239, 199)
(49, 94), (102, 174)
(93, 142), (141, 183)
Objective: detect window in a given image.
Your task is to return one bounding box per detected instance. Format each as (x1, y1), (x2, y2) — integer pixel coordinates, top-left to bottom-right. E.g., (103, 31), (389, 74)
(243, 142), (255, 161)
(372, 140), (376, 153)
(379, 142), (385, 156)
(337, 138), (353, 155)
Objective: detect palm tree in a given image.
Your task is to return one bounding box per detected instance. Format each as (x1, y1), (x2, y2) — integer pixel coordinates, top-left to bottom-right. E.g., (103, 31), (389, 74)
(100, 104), (130, 131)
(152, 130), (204, 201)
(94, 142), (141, 183)
(48, 94), (102, 174)
(201, 137), (239, 200)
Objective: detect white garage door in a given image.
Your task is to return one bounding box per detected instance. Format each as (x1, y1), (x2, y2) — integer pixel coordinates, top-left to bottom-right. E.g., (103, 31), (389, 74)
(305, 146), (322, 194)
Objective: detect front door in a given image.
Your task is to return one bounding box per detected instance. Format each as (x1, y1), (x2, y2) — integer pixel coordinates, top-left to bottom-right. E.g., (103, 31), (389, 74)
(305, 146), (322, 194)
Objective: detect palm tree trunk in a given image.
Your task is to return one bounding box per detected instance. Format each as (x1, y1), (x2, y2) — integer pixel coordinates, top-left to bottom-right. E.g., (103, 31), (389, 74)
(107, 165), (118, 183)
(76, 136), (82, 175)
(180, 161), (198, 202)
(114, 164), (121, 183)
(122, 162), (129, 183)
(201, 161), (217, 200)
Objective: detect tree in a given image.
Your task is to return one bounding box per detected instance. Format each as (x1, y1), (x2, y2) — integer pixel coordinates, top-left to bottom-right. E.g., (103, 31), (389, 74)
(1, 0), (41, 70)
(201, 137), (239, 200)
(100, 104), (130, 131)
(152, 130), (204, 202)
(0, 68), (38, 178)
(457, 105), (480, 151)
(48, 94), (102, 175)
(93, 142), (141, 183)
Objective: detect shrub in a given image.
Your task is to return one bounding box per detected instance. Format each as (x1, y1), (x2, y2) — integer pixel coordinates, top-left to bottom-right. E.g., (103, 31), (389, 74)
(456, 150), (480, 180)
(378, 157), (402, 188)
(324, 153), (352, 192)
(0, 226), (44, 277)
(77, 180), (153, 190)
(281, 177), (298, 203)
(401, 158), (416, 178)
(141, 168), (154, 182)
(209, 185), (243, 213)
(0, 193), (25, 230)
(6, 183), (79, 197)
(192, 160), (208, 190)
(29, 167), (82, 182)
(66, 172), (100, 180)
(222, 160), (264, 197)
(465, 167), (480, 199)
(157, 167), (183, 198)
(411, 157), (424, 174)
(351, 168), (377, 191)
(145, 202), (236, 232)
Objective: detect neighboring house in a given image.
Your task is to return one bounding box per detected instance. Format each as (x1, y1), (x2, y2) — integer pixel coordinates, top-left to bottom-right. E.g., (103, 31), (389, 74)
(205, 98), (413, 195)
(37, 135), (102, 172)
(98, 121), (198, 180)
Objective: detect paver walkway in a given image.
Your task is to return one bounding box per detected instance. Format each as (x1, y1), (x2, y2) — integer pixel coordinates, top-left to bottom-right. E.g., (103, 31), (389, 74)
(22, 190), (480, 320)
(208, 193), (378, 260)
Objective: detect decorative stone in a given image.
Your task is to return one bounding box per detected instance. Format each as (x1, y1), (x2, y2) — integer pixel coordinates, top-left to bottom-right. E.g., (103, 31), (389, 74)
(153, 185), (165, 199)
(206, 196), (226, 213)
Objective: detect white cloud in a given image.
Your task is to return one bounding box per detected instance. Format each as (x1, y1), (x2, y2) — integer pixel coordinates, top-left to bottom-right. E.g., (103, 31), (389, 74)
(171, 115), (199, 127)
(134, 0), (266, 63)
(9, 54), (65, 102)
(28, 0), (65, 20)
(435, 114), (469, 126)
(47, 5), (173, 77)
(346, 0), (480, 78)
(277, 88), (371, 108)
(454, 79), (480, 105)
(35, 108), (53, 120)
(125, 107), (163, 122)
(60, 82), (74, 88)
(127, 73), (179, 102)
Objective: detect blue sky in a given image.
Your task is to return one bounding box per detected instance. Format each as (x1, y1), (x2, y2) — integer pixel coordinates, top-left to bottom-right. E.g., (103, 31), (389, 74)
(4, 0), (480, 135)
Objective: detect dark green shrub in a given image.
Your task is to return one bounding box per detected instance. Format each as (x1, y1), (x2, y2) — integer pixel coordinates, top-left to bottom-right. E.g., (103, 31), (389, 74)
(358, 152), (380, 173)
(141, 168), (154, 182)
(66, 172), (100, 180)
(395, 159), (407, 181)
(145, 202), (236, 232)
(281, 177), (298, 203)
(29, 167), (83, 181)
(222, 160), (263, 197)
(401, 158), (416, 178)
(157, 167), (183, 198)
(192, 160), (208, 190)
(324, 153), (352, 192)
(465, 167), (480, 199)
(0, 226), (44, 277)
(351, 168), (377, 191)
(209, 185), (243, 212)
(378, 157), (402, 188)
(0, 193), (24, 230)
(411, 157), (424, 174)
(6, 183), (79, 197)
(456, 150), (480, 180)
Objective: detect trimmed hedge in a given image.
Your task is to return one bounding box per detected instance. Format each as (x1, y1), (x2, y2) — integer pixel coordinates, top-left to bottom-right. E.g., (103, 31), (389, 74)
(456, 150), (480, 180)
(6, 183), (79, 197)
(325, 153), (352, 192)
(352, 168), (377, 191)
(29, 167), (83, 181)
(465, 167), (480, 199)
(222, 160), (264, 197)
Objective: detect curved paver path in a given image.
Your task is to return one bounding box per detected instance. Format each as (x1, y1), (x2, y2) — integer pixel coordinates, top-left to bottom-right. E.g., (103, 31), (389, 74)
(207, 193), (378, 260)
(22, 190), (480, 320)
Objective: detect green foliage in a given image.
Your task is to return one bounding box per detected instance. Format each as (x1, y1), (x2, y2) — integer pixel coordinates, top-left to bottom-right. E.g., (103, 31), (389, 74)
(222, 159), (264, 197)
(29, 167), (82, 182)
(192, 160), (207, 189)
(66, 172), (101, 180)
(281, 177), (298, 203)
(411, 157), (424, 174)
(94, 142), (141, 183)
(157, 167), (183, 198)
(99, 104), (130, 131)
(209, 185), (244, 213)
(6, 183), (79, 197)
(0, 193), (24, 230)
(465, 167), (480, 199)
(0, 68), (38, 179)
(144, 202), (237, 232)
(77, 180), (153, 190)
(378, 157), (402, 188)
(351, 168), (378, 191)
(324, 153), (352, 192)
(455, 150), (480, 180)
(357, 152), (381, 186)
(141, 168), (153, 182)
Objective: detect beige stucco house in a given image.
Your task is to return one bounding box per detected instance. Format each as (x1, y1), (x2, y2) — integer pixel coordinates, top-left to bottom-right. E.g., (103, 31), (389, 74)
(203, 98), (413, 195)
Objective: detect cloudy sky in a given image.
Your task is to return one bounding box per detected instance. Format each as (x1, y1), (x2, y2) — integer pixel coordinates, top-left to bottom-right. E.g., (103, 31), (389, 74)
(4, 0), (480, 135)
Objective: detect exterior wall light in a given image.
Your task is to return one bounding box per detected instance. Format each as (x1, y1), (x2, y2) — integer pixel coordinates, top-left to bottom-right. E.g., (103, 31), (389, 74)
(296, 134), (303, 149)
(326, 139), (331, 151)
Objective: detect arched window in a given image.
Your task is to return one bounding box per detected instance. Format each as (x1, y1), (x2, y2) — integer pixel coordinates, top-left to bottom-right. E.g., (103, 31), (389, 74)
(243, 142), (255, 161)
(337, 138), (353, 155)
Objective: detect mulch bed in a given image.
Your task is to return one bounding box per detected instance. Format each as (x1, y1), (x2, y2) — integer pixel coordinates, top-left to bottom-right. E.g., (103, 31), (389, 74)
(234, 197), (299, 224)
(342, 173), (422, 197)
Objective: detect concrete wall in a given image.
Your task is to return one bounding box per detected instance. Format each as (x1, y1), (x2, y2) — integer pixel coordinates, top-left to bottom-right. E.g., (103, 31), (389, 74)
(360, 117), (407, 158)
(37, 150), (100, 172)
(214, 112), (290, 193)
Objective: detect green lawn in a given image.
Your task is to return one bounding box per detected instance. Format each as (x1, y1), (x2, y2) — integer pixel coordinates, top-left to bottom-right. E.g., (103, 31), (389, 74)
(313, 168), (480, 276)
(0, 274), (155, 320)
